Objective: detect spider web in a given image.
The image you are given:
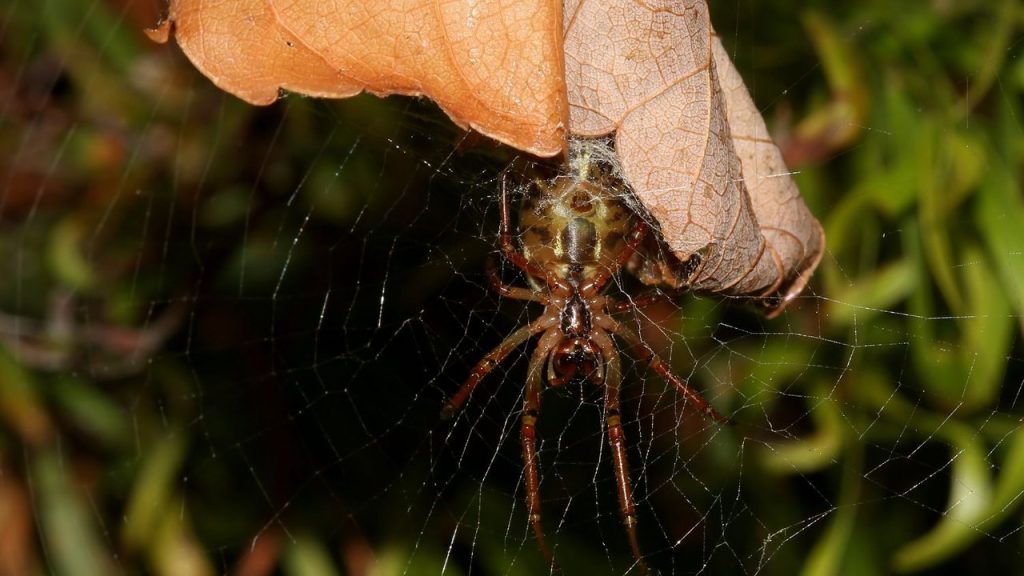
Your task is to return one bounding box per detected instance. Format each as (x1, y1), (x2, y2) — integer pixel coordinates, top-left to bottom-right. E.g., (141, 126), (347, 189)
(2, 1), (1023, 575)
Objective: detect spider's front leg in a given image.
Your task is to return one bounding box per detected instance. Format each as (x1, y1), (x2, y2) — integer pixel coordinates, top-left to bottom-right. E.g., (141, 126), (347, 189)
(485, 255), (547, 303)
(497, 175), (569, 295)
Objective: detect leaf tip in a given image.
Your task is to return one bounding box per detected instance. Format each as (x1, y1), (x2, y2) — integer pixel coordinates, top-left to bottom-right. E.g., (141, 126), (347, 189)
(145, 19), (172, 45)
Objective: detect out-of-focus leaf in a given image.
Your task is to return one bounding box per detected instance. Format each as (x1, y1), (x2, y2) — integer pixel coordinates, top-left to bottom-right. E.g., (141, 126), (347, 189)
(49, 376), (128, 447)
(0, 470), (39, 575)
(40, 0), (142, 75)
(994, 83), (1024, 162)
(906, 220), (962, 407)
(892, 422), (1024, 569)
(282, 534), (340, 576)
(48, 217), (97, 293)
(0, 350), (52, 445)
(801, 442), (862, 576)
(122, 430), (188, 551)
(33, 448), (122, 576)
(956, 244), (1012, 410)
(905, 219), (1006, 412)
(942, 129), (986, 209)
(149, 498), (215, 576)
(785, 11), (867, 165)
(736, 340), (825, 411)
(826, 259), (915, 328)
(199, 186), (250, 229)
(862, 80), (922, 216)
(987, 427), (1024, 528)
(233, 531), (285, 576)
(975, 159), (1024, 337)
(820, 192), (870, 297)
(367, 544), (460, 576)
(916, 120), (963, 315)
(873, 405), (1024, 572)
(892, 424), (992, 572)
(758, 381), (843, 475)
(957, 0), (1016, 114)
(905, 238), (1011, 412)
(856, 157), (917, 219)
(1012, 49), (1024, 91)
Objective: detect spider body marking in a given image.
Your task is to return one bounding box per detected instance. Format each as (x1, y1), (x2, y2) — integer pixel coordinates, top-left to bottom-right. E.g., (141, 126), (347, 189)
(442, 142), (727, 573)
(518, 164), (634, 387)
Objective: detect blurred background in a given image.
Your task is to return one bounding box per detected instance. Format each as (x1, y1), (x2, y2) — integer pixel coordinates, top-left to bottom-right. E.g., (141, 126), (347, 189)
(2, 0), (1023, 574)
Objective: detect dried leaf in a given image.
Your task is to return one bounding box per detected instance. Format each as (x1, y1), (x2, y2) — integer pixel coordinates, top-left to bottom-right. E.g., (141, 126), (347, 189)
(564, 0), (823, 312)
(158, 0), (823, 312)
(712, 33), (825, 308)
(159, 0), (567, 157)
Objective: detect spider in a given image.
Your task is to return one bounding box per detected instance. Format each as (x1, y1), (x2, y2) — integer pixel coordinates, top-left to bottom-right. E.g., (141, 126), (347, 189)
(442, 141), (727, 573)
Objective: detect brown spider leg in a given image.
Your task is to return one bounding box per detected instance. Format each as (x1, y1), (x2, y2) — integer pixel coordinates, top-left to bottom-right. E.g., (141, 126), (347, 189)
(499, 174), (571, 295)
(596, 315), (730, 425)
(521, 328), (563, 568)
(441, 315), (558, 419)
(591, 328), (649, 575)
(609, 291), (664, 313)
(579, 218), (648, 297)
(486, 255), (548, 303)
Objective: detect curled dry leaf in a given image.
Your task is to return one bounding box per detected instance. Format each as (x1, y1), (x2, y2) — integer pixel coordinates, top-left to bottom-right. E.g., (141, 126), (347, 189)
(563, 0), (823, 313)
(710, 33), (825, 310)
(152, 0), (567, 157)
(154, 0), (822, 313)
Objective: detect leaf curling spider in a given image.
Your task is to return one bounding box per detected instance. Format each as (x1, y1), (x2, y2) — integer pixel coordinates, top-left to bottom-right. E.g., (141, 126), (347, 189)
(442, 141), (728, 573)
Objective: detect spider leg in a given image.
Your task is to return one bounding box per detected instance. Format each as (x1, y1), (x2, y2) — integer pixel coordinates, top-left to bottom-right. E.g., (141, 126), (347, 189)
(609, 291), (664, 313)
(596, 315), (729, 425)
(521, 328), (563, 569)
(591, 328), (649, 574)
(579, 217), (648, 297)
(486, 255), (547, 303)
(441, 315), (557, 419)
(498, 174), (571, 295)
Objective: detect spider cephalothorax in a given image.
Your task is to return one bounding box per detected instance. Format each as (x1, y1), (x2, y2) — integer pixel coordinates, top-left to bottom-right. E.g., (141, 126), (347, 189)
(443, 140), (726, 573)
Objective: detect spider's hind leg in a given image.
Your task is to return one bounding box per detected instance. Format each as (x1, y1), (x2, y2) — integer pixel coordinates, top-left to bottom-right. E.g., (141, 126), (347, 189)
(592, 329), (649, 575)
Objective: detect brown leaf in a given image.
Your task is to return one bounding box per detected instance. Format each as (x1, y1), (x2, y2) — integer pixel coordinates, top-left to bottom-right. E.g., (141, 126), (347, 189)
(564, 0), (823, 313)
(711, 33), (824, 312)
(158, 0), (823, 313)
(160, 0), (567, 157)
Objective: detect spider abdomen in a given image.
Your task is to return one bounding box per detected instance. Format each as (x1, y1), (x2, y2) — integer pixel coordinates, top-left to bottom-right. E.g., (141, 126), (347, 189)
(519, 175), (635, 288)
(561, 217), (598, 265)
